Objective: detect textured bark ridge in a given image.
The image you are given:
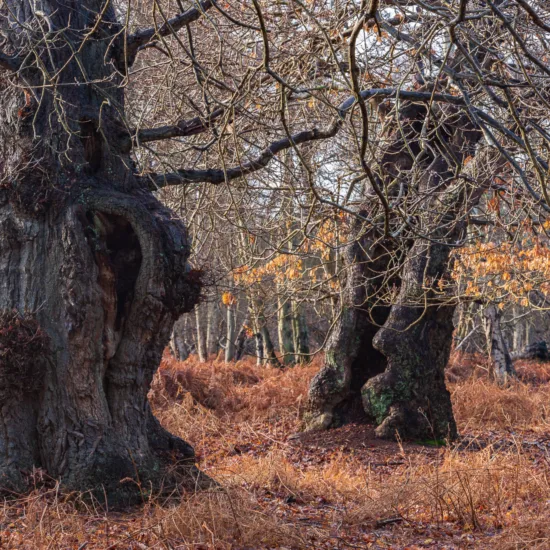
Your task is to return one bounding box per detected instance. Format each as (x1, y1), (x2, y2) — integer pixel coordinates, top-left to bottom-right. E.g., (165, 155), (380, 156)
(362, 235), (458, 441)
(0, 0), (204, 503)
(305, 214), (391, 430)
(305, 99), (482, 442)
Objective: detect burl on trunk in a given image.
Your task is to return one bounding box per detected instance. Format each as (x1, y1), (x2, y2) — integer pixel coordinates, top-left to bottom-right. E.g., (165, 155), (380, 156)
(0, 0), (202, 503)
(306, 100), (483, 442)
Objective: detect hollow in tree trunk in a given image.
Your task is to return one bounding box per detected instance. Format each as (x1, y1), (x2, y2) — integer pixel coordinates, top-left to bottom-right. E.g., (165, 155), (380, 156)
(0, 0), (206, 503)
(305, 96), (483, 441)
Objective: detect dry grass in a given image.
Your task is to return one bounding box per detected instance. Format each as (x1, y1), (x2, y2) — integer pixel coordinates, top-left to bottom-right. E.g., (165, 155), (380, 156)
(452, 377), (550, 431)
(3, 352), (550, 548)
(152, 351), (314, 422)
(448, 351), (550, 432)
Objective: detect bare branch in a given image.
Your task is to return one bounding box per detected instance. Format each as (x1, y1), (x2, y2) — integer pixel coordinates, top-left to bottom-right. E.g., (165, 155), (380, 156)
(487, 0), (550, 78)
(514, 0), (550, 34)
(125, 0), (213, 65)
(146, 88), (468, 189)
(127, 108), (224, 150)
(147, 121), (342, 189)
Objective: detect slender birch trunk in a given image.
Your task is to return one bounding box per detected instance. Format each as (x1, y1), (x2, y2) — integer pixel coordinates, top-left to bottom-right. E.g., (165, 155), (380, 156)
(195, 304), (208, 363)
(225, 303), (236, 362)
(278, 294), (295, 365)
(207, 300), (220, 356)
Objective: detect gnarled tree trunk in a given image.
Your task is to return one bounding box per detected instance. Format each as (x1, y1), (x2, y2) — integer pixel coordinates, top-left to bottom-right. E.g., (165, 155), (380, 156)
(362, 230), (459, 440)
(305, 213), (392, 430)
(305, 94), (483, 441)
(0, 0), (203, 503)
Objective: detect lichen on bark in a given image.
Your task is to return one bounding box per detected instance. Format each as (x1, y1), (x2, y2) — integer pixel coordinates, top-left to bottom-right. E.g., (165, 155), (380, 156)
(305, 98), (483, 442)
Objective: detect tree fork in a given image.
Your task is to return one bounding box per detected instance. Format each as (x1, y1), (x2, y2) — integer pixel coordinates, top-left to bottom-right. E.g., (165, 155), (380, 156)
(304, 212), (392, 430)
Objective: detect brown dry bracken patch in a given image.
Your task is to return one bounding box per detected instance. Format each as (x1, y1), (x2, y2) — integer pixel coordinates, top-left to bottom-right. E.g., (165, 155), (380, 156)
(2, 351), (550, 549)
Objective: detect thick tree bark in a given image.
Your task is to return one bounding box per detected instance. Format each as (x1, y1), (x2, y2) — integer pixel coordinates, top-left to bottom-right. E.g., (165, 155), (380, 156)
(0, 182), (202, 500)
(0, 0), (204, 502)
(304, 215), (392, 430)
(362, 232), (459, 441)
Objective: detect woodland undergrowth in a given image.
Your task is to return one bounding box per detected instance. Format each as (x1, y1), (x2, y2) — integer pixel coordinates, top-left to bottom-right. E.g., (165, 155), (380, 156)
(2, 352), (550, 549)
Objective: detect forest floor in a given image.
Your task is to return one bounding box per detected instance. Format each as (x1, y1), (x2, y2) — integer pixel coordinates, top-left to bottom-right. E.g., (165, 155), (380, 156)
(3, 352), (550, 549)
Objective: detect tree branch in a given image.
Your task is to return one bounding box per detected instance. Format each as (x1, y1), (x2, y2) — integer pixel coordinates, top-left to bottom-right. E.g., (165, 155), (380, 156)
(126, 108), (224, 150)
(486, 0), (550, 78)
(145, 88), (466, 189)
(514, 0), (550, 34)
(125, 0), (213, 65)
(147, 121), (343, 189)
(144, 85), (550, 215)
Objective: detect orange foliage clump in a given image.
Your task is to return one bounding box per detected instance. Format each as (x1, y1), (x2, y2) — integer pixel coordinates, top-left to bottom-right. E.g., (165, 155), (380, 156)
(452, 237), (550, 304)
(221, 291), (236, 306)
